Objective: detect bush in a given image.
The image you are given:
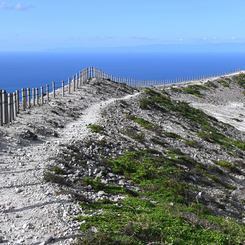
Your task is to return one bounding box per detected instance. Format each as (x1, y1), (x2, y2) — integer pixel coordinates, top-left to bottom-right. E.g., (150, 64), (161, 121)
(82, 177), (104, 191)
(43, 171), (68, 186)
(87, 125), (104, 133)
(132, 117), (154, 129)
(164, 132), (182, 139)
(182, 85), (207, 98)
(47, 166), (67, 175)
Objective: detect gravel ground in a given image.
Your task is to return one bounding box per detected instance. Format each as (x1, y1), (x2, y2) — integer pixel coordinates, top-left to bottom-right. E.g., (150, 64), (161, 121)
(0, 78), (137, 245)
(1, 71), (245, 244)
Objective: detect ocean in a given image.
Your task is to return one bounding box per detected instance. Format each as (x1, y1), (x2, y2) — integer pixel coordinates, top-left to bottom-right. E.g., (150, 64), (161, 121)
(0, 52), (245, 93)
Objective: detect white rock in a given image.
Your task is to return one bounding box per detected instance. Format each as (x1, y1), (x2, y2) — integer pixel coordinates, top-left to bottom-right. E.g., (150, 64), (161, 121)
(97, 191), (106, 196)
(15, 188), (22, 193)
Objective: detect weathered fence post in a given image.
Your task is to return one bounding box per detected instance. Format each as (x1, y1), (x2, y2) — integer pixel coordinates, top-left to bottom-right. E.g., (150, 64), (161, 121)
(16, 90), (19, 114)
(46, 84), (49, 102)
(10, 93), (14, 122)
(82, 70), (84, 84)
(85, 68), (87, 83)
(41, 87), (44, 105)
(8, 94), (11, 123)
(27, 88), (31, 108)
(36, 88), (39, 105)
(32, 88), (35, 106)
(68, 78), (71, 94)
(52, 82), (55, 99)
(73, 76), (76, 91)
(22, 88), (26, 111)
(80, 71), (82, 86)
(62, 81), (64, 97)
(13, 92), (17, 118)
(76, 73), (79, 89)
(89, 67), (93, 78)
(2, 90), (7, 124)
(0, 90), (2, 126)
(24, 88), (27, 109)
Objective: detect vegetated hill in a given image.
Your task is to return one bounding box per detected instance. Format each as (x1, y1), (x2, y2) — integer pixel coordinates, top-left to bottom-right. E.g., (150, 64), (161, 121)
(45, 74), (245, 244)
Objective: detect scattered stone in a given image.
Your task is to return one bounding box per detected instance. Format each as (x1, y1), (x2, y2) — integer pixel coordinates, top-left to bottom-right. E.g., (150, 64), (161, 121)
(20, 130), (37, 140)
(1, 76), (245, 244)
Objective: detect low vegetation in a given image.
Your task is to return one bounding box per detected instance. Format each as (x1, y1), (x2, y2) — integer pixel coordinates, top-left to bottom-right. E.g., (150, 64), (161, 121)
(41, 80), (245, 244)
(75, 150), (245, 244)
(182, 84), (208, 98)
(87, 125), (104, 133)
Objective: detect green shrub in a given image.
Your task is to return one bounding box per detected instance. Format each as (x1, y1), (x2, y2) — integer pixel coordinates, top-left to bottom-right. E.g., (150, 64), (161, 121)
(47, 166), (67, 175)
(164, 132), (182, 139)
(82, 177), (104, 191)
(234, 76), (245, 87)
(182, 85), (208, 98)
(204, 81), (218, 88)
(232, 140), (245, 150)
(43, 171), (68, 186)
(222, 81), (229, 87)
(87, 125), (104, 133)
(217, 160), (235, 170)
(132, 117), (154, 128)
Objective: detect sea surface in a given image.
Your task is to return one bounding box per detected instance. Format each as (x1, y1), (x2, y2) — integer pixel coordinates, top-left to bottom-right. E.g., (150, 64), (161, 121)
(0, 52), (245, 93)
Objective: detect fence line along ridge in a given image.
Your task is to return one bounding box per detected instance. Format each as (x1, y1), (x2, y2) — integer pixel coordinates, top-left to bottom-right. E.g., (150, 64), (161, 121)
(0, 66), (242, 126)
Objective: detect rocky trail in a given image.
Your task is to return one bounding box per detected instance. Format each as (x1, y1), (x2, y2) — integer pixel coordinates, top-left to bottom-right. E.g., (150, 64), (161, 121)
(0, 79), (137, 245)
(2, 72), (245, 244)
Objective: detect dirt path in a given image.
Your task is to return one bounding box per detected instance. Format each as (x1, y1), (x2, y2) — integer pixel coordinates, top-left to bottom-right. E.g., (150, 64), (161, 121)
(0, 86), (139, 245)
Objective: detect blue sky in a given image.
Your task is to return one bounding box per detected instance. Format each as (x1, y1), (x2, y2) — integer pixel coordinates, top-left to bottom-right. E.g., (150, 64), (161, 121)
(0, 0), (245, 52)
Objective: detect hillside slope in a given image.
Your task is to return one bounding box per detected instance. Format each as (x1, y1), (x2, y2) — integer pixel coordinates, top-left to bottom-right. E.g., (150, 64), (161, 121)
(2, 74), (245, 244)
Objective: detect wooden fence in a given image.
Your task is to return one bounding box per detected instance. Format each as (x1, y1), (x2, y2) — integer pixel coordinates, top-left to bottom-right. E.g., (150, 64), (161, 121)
(0, 66), (242, 126)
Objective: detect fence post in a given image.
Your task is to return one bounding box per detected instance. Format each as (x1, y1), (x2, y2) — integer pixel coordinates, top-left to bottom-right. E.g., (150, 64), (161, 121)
(16, 90), (19, 114)
(76, 73), (79, 89)
(13, 92), (17, 118)
(41, 87), (44, 105)
(0, 90), (2, 126)
(82, 70), (84, 84)
(36, 88), (39, 105)
(25, 88), (27, 110)
(32, 88), (35, 106)
(2, 90), (7, 124)
(90, 67), (93, 78)
(27, 88), (31, 108)
(8, 94), (11, 123)
(10, 93), (14, 122)
(52, 82), (55, 98)
(46, 84), (49, 102)
(22, 88), (25, 111)
(80, 71), (82, 86)
(73, 76), (76, 91)
(62, 81), (64, 97)
(68, 78), (71, 94)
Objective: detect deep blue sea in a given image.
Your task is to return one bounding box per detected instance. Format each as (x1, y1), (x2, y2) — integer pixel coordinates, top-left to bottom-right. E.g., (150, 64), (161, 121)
(0, 52), (245, 93)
